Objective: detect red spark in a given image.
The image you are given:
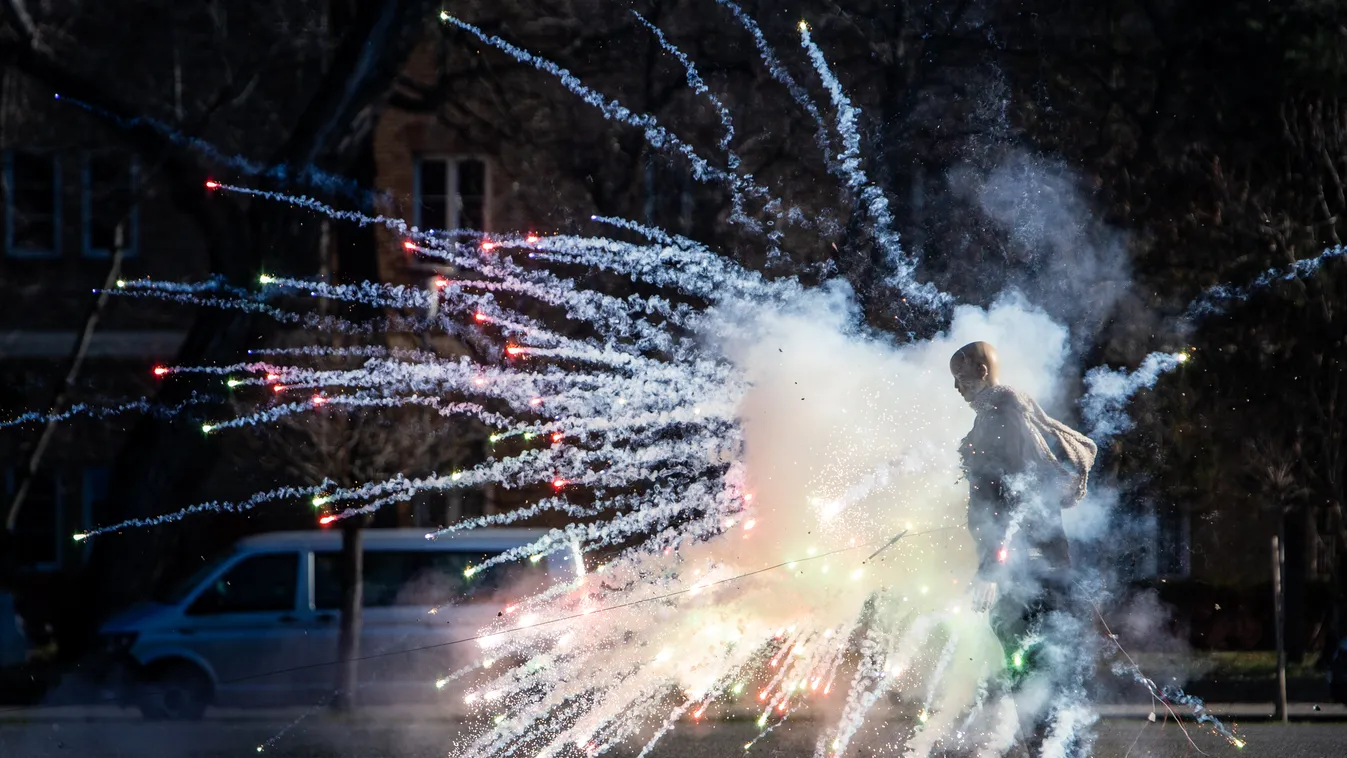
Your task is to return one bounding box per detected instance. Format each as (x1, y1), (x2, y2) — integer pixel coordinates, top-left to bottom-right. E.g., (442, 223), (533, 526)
(273, 384), (287, 393)
(481, 240), (497, 252)
(433, 277), (449, 289)
(529, 397), (543, 406)
(743, 493), (754, 502)
(997, 546), (1008, 563)
(403, 240), (416, 251)
(204, 180), (220, 190)
(758, 690), (769, 702)
(474, 312), (488, 322)
(552, 478), (567, 489)
(551, 432), (563, 443)
(265, 373), (280, 382)
(506, 346), (526, 356)
(525, 234), (540, 244)
(319, 515), (337, 525)
(312, 395), (328, 405)
(152, 366), (170, 377)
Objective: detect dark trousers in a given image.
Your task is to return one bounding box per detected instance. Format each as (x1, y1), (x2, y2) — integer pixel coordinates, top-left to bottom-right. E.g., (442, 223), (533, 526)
(987, 569), (1093, 757)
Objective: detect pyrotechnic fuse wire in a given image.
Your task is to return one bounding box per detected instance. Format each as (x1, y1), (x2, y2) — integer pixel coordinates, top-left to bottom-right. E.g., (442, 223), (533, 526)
(49, 530), (941, 699)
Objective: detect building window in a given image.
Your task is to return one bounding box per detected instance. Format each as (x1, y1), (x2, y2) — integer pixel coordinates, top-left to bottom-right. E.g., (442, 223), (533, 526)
(3, 468), (62, 570)
(4, 150), (61, 257)
(83, 153), (138, 257)
(414, 157), (487, 235)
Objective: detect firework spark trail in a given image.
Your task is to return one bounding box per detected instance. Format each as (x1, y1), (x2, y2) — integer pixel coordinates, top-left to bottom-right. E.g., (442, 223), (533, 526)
(1079, 352), (1187, 443)
(630, 12), (736, 162)
(798, 26), (950, 312)
(548, 219), (794, 302)
(248, 344), (394, 359)
(630, 10), (765, 237)
(108, 287), (309, 324)
(113, 276), (238, 294)
(441, 15), (780, 214)
(108, 285), (395, 335)
(828, 614), (917, 757)
(217, 180), (787, 322)
(74, 482), (330, 540)
(713, 1), (833, 160)
(1186, 244), (1347, 318)
(1040, 702), (1099, 758)
(312, 434), (730, 536)
(201, 395), (515, 436)
(54, 94), (373, 200)
(0, 395), (212, 430)
(1092, 606), (1243, 750)
(199, 188), (730, 350)
(1079, 246), (1345, 443)
(41, 15), (1295, 758)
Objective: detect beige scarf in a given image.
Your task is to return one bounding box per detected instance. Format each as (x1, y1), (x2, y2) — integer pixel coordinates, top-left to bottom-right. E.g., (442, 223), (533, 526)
(971, 384), (1098, 506)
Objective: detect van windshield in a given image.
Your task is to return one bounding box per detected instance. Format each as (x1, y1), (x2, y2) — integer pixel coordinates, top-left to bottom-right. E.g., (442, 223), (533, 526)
(152, 553), (233, 606)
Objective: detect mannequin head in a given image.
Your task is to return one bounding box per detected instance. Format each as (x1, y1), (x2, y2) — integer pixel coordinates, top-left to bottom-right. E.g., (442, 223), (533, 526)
(949, 341), (1001, 404)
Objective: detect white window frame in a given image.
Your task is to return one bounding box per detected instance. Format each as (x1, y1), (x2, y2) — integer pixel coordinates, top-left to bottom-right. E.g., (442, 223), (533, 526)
(413, 155), (490, 235)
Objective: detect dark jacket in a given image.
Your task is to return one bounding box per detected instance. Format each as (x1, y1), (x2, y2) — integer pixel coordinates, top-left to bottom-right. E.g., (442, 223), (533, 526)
(959, 385), (1088, 580)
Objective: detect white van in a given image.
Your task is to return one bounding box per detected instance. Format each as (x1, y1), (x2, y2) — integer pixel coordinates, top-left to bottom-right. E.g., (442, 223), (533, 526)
(96, 527), (575, 719)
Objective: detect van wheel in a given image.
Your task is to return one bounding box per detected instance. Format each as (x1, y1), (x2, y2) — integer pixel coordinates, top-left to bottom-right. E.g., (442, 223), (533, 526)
(138, 662), (212, 720)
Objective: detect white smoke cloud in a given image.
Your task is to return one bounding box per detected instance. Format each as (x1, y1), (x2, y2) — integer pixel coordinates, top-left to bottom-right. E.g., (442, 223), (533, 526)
(950, 150), (1133, 348)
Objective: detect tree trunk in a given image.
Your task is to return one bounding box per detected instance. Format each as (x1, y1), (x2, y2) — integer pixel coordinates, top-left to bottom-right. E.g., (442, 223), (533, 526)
(1286, 506), (1308, 662)
(1273, 533), (1288, 723)
(332, 520), (363, 711)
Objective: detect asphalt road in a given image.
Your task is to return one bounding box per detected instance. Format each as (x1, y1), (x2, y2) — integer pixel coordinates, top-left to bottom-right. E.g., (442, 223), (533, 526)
(2, 716), (1345, 758)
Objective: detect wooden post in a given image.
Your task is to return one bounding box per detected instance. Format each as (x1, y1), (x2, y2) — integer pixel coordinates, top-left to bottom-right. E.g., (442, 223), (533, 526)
(1273, 534), (1288, 723)
(332, 520), (363, 711)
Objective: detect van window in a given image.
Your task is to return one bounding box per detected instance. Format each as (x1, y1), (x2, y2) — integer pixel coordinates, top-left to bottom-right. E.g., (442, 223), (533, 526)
(153, 553), (231, 606)
(186, 553), (299, 615)
(313, 550), (543, 609)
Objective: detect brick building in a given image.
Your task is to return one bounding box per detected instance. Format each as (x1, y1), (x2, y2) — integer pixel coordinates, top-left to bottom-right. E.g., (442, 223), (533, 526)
(5, 9), (1296, 642)
(0, 78), (210, 572)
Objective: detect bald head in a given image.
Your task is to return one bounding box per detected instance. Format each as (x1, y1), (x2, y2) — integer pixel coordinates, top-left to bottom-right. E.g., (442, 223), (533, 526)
(950, 341), (1000, 404)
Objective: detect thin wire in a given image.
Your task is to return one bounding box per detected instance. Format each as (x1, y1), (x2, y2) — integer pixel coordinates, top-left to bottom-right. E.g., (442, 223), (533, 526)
(223, 531), (948, 685)
(1087, 597), (1210, 755)
(0, 525), (959, 714)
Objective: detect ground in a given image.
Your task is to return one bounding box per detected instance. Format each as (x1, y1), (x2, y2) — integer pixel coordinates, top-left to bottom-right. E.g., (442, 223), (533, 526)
(1, 710), (1343, 758)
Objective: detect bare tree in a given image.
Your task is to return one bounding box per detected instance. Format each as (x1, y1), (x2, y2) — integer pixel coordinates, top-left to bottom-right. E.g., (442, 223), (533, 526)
(234, 331), (480, 710)
(0, 0), (440, 614)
